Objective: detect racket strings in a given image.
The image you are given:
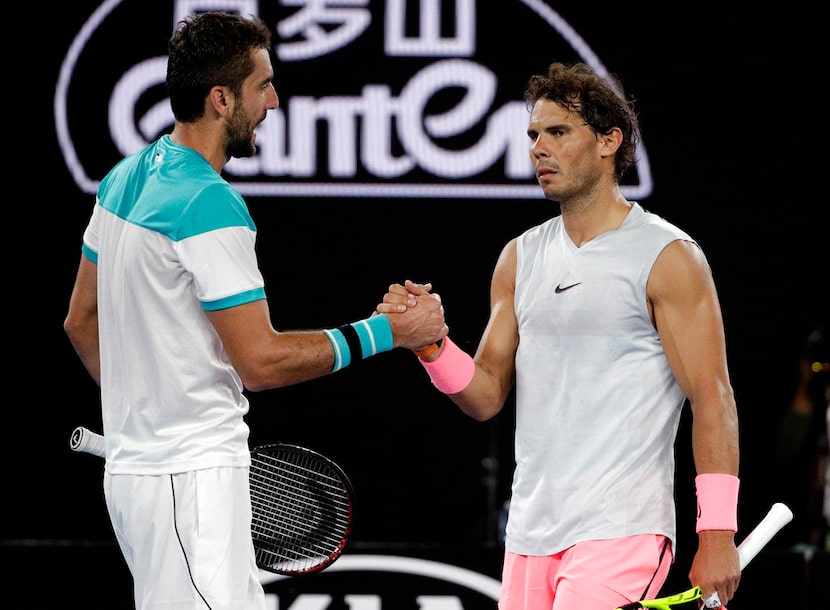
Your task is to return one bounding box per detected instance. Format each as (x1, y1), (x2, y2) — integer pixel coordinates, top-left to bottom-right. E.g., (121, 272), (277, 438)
(250, 448), (352, 574)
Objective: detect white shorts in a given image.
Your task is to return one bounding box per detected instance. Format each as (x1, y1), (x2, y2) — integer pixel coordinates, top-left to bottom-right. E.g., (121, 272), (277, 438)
(104, 467), (265, 609)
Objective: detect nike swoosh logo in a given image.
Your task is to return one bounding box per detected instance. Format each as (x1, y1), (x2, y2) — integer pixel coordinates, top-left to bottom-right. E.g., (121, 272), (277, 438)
(554, 282), (582, 293)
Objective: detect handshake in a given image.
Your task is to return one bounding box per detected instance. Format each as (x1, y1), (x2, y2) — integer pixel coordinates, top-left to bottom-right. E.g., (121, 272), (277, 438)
(375, 279), (447, 353)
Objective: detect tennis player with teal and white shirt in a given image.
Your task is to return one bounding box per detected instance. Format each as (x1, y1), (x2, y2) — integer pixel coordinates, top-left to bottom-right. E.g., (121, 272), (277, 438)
(64, 12), (445, 609)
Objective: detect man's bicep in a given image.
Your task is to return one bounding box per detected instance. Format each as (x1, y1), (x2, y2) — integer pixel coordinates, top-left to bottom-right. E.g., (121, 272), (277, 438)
(207, 299), (274, 364)
(68, 255), (99, 318)
(650, 240), (727, 398)
(477, 239), (518, 392)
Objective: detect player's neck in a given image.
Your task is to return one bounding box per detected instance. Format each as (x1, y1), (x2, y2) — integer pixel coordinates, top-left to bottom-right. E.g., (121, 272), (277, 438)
(560, 190), (631, 248)
(169, 122), (229, 174)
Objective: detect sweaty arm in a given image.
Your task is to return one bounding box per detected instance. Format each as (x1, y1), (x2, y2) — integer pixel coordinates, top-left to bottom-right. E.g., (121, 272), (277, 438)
(449, 239), (519, 421)
(207, 300), (339, 391)
(64, 255), (101, 385)
(648, 239), (741, 605)
(381, 240), (519, 421)
(209, 289), (447, 393)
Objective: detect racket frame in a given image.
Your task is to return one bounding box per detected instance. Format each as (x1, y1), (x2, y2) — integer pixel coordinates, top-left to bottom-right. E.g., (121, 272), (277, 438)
(69, 426), (354, 576)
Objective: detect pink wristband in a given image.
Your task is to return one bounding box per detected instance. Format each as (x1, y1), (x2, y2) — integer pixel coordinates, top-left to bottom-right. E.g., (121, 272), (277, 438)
(420, 336), (475, 394)
(695, 473), (739, 533)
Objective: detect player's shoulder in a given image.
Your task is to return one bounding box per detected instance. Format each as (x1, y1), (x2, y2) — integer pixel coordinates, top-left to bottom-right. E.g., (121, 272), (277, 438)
(629, 203), (694, 243)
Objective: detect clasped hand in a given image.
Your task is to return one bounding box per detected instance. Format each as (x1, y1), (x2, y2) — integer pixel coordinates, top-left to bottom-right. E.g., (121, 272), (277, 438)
(376, 280), (447, 351)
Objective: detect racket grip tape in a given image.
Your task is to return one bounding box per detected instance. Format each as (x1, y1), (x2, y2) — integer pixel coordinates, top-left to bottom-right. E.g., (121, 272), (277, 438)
(70, 426), (106, 458)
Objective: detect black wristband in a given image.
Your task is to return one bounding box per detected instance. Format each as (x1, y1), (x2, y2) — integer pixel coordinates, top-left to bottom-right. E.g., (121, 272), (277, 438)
(337, 323), (363, 360)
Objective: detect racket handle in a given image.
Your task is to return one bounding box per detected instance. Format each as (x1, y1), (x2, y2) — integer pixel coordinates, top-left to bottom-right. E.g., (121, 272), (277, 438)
(736, 502), (793, 569)
(70, 426), (106, 458)
(701, 502), (793, 607)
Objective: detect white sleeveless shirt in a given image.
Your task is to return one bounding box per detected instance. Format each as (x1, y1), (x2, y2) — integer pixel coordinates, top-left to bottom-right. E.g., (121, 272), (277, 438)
(508, 203), (691, 556)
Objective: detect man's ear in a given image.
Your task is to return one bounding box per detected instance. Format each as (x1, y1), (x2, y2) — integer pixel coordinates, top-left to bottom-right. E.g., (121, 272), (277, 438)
(600, 126), (623, 158)
(208, 86), (232, 117)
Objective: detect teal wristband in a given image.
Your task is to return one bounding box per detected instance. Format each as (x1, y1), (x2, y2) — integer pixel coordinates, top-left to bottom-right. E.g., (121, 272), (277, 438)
(323, 314), (394, 373)
(322, 328), (351, 372)
(353, 314), (394, 356)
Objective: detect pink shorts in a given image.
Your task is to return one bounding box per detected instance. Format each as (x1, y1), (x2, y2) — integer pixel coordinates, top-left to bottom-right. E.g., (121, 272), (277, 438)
(499, 535), (673, 610)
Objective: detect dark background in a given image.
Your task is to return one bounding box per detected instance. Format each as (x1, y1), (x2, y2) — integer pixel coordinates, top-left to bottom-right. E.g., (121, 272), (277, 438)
(4, 1), (827, 607)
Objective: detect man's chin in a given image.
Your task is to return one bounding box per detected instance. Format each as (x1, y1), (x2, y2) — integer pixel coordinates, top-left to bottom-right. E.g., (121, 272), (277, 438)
(228, 144), (257, 159)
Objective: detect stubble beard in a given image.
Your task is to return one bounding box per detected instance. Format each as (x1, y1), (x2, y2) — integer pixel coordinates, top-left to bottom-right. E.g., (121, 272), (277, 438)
(225, 108), (257, 159)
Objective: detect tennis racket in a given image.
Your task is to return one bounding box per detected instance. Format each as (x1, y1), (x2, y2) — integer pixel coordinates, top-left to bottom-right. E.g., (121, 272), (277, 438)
(69, 425), (354, 576)
(615, 502), (793, 610)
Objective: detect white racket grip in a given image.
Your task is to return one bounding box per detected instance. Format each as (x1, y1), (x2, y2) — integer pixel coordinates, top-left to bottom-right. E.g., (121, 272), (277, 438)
(701, 502), (793, 607)
(736, 502), (793, 568)
(70, 426), (106, 458)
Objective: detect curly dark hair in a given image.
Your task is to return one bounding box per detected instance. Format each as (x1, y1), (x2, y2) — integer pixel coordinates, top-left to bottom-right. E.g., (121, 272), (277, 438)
(523, 62), (639, 182)
(166, 11), (272, 123)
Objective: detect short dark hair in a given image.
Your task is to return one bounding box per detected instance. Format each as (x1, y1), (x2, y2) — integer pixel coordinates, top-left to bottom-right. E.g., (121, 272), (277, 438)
(166, 11), (272, 122)
(523, 62), (639, 181)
